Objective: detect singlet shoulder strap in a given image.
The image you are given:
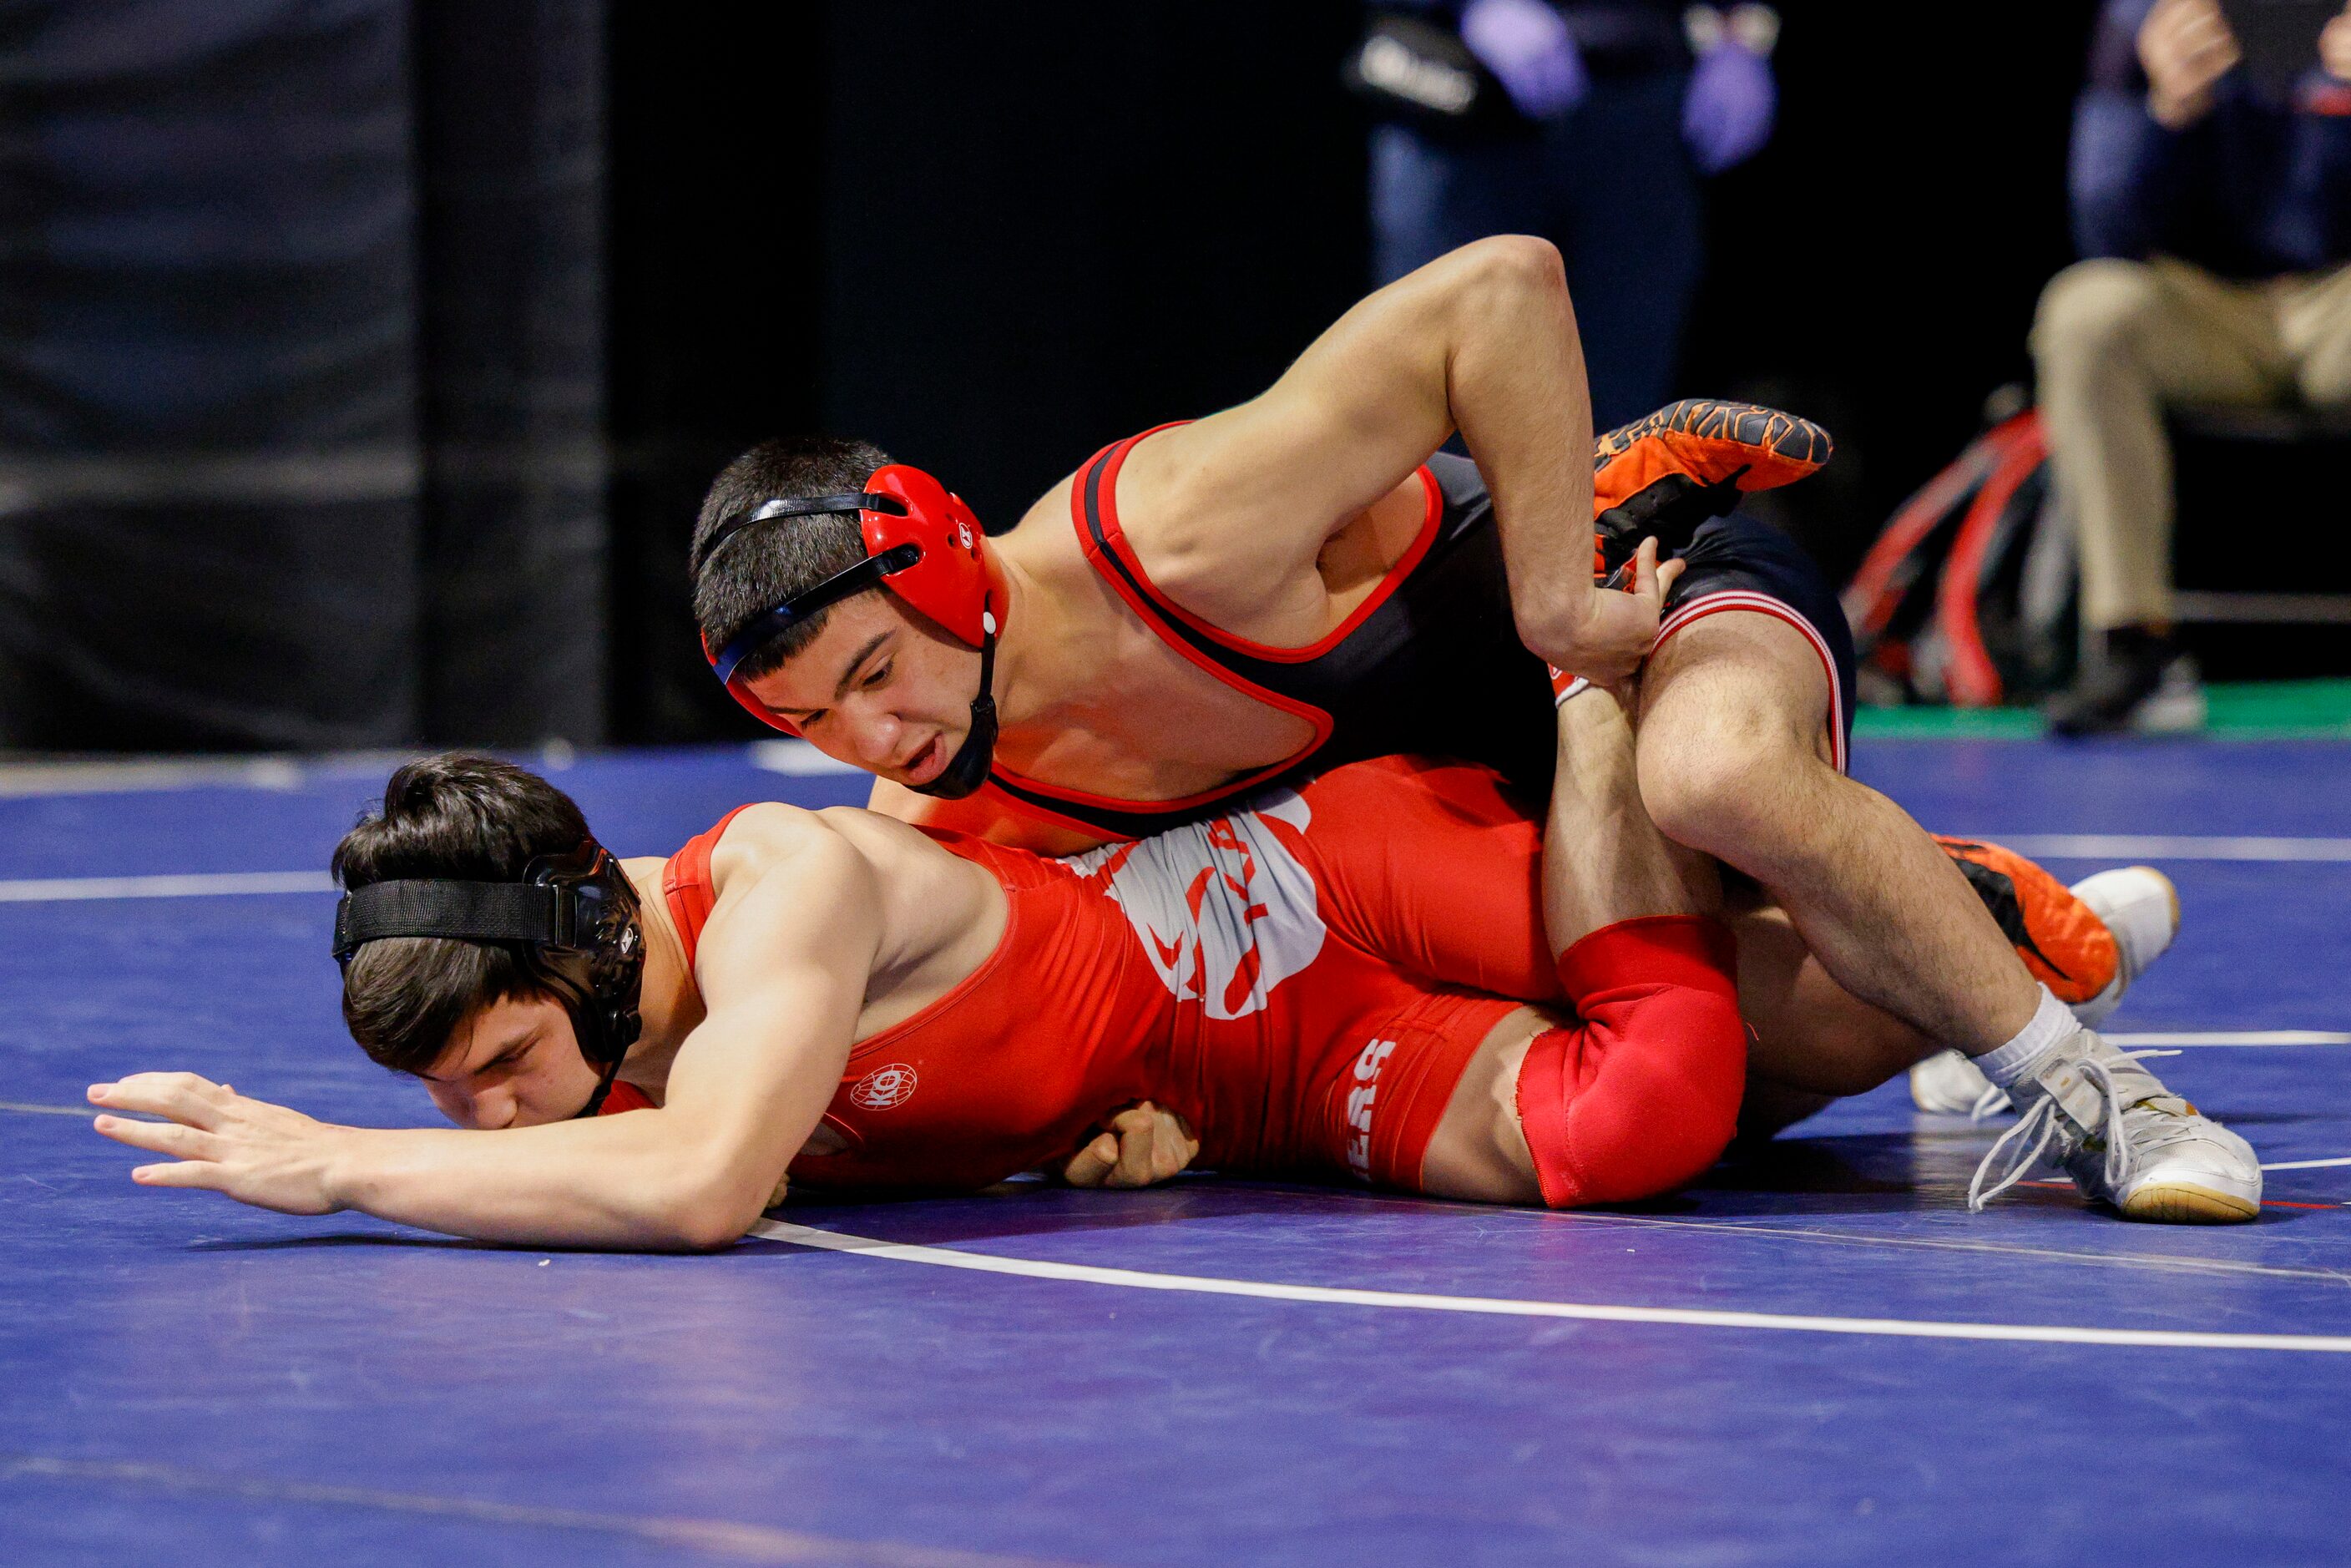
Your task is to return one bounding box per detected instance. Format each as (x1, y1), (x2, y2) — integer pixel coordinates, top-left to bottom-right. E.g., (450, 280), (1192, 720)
(978, 425), (1451, 841)
(1071, 426), (1447, 679)
(661, 804), (755, 969)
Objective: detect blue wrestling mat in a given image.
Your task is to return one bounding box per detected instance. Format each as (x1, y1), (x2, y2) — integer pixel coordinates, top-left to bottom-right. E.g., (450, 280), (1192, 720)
(3, 736), (2348, 1565)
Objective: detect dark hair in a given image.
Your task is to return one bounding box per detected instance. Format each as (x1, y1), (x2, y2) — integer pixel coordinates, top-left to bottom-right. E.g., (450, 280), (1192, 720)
(691, 435), (896, 681)
(331, 753), (594, 1075)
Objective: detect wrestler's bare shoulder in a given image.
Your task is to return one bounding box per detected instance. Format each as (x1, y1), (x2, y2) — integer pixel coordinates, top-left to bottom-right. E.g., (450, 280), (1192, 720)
(1001, 425), (1429, 640)
(702, 802), (957, 888)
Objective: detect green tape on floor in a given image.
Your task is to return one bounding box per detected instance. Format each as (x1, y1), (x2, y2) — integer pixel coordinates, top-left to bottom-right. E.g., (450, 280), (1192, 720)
(1854, 679), (2351, 740)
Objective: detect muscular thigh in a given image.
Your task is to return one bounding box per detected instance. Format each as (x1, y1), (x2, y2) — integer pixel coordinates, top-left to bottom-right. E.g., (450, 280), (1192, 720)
(1632, 508), (1855, 822)
(1636, 608), (1837, 802)
(1418, 1004), (1550, 1204)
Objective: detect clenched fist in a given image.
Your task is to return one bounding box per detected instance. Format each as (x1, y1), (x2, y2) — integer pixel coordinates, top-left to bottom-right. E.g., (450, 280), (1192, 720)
(1060, 1100), (1200, 1189)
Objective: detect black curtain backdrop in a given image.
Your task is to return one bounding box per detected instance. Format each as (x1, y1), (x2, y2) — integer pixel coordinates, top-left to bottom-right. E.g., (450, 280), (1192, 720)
(413, 1), (609, 746)
(0, 0), (610, 752)
(0, 2), (2110, 750)
(0, 0), (423, 751)
(604, 2), (826, 744)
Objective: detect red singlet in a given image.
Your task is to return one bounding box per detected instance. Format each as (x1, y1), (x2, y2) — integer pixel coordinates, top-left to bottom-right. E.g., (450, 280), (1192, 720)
(655, 758), (1562, 1195)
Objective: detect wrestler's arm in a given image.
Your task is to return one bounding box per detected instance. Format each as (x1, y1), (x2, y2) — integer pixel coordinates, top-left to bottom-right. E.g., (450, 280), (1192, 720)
(88, 822), (883, 1251)
(1117, 235), (1647, 679)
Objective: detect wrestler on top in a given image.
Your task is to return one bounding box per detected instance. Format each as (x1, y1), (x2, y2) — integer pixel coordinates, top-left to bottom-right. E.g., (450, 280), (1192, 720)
(687, 235), (2258, 1222)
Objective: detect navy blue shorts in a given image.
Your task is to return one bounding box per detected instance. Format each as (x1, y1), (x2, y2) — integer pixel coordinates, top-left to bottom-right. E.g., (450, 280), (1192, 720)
(1658, 513), (1856, 773)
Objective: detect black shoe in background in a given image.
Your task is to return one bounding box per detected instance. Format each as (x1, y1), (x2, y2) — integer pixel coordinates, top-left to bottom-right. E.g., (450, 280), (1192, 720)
(2045, 626), (2191, 736)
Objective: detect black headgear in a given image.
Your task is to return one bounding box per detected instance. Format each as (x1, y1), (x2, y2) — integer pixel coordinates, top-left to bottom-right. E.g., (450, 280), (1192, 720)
(331, 840), (645, 1117)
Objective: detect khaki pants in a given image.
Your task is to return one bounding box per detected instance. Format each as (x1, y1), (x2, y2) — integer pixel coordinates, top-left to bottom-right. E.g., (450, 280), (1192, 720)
(2030, 255), (2351, 631)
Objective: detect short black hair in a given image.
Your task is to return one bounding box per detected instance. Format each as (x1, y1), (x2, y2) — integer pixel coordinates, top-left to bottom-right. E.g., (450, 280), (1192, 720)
(691, 436), (895, 681)
(331, 753), (594, 1075)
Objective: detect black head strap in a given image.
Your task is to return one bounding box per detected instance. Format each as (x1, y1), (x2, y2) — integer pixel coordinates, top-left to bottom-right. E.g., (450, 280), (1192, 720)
(693, 491), (909, 577)
(705, 543), (923, 685)
(332, 881), (579, 962)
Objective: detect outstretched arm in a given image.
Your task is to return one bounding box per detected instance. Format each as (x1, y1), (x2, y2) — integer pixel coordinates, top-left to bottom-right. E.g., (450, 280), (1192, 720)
(1117, 236), (1655, 681)
(90, 822), (885, 1251)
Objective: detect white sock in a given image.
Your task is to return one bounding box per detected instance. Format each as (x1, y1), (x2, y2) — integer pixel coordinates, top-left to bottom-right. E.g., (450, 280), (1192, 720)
(1970, 985), (2079, 1088)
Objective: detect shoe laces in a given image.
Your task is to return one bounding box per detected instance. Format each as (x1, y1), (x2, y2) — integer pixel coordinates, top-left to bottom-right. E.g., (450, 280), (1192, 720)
(1966, 1080), (2011, 1122)
(1966, 1049), (2182, 1211)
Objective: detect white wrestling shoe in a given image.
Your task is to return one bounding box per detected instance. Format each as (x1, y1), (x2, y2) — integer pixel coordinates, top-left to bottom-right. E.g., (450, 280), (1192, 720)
(1909, 1046), (2012, 1119)
(1968, 1029), (2260, 1223)
(1909, 866), (2182, 1117)
(2069, 865), (2180, 1027)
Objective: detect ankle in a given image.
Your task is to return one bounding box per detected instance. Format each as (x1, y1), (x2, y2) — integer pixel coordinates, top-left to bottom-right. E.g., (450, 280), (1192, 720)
(1971, 986), (2077, 1087)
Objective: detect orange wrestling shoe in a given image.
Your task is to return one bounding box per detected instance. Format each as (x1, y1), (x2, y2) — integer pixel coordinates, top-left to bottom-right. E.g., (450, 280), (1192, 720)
(1913, 854), (2181, 1120)
(1932, 835), (2122, 1007)
(1590, 398), (1833, 579)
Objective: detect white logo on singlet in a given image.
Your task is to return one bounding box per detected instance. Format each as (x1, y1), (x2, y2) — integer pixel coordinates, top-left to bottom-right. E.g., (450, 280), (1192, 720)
(1345, 1038), (1398, 1179)
(1066, 791), (1326, 1020)
(850, 1063), (918, 1110)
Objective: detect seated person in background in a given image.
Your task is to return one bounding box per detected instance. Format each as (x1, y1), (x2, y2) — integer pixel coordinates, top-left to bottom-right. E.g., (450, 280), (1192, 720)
(2037, 0), (2351, 733)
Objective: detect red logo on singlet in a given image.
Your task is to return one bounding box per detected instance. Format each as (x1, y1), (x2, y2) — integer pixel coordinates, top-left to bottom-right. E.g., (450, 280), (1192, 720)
(850, 1063), (918, 1110)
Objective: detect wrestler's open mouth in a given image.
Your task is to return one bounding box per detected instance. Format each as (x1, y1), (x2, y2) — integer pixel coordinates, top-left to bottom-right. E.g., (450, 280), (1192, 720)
(903, 736), (945, 785)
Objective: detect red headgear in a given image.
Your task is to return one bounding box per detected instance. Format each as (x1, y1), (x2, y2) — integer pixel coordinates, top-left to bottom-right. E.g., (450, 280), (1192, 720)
(696, 464), (1004, 735)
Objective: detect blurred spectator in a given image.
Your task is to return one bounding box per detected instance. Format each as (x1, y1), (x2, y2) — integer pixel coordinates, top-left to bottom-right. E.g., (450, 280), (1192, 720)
(1367, 1), (1778, 427)
(2037, 0), (2351, 734)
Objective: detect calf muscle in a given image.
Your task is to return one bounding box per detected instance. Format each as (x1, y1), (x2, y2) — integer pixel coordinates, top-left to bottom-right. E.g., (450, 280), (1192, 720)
(1636, 613), (2040, 1057)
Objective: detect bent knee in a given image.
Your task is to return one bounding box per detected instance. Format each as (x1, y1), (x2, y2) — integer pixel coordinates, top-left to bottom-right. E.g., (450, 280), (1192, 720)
(1638, 739), (1761, 852)
(2295, 335), (2351, 409)
(1637, 713), (1814, 855)
(1565, 1003), (1747, 1205)
(2031, 258), (2164, 364)
(1520, 984), (1747, 1208)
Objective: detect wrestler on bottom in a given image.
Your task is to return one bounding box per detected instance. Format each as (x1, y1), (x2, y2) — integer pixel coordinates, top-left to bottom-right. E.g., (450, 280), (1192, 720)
(88, 685), (1741, 1243)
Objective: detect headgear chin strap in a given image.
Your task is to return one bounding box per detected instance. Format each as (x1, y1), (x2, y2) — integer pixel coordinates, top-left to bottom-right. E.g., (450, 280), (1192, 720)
(695, 465), (1004, 799)
(920, 625), (998, 800)
(332, 841), (645, 1118)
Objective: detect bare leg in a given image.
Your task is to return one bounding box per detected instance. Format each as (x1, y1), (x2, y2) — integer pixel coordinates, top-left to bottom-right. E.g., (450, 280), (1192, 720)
(1727, 901), (1937, 1095)
(1418, 1007), (1551, 1203)
(1422, 685), (1726, 1201)
(1540, 682), (1721, 944)
(1634, 612), (2042, 1060)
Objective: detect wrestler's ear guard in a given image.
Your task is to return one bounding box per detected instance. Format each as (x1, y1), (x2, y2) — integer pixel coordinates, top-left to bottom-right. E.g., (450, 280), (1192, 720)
(862, 466), (993, 646)
(694, 463), (1002, 736)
